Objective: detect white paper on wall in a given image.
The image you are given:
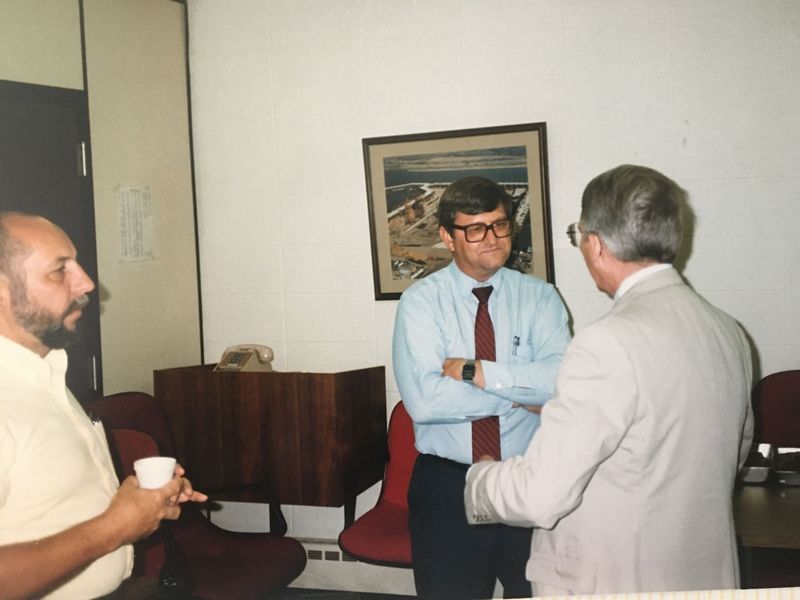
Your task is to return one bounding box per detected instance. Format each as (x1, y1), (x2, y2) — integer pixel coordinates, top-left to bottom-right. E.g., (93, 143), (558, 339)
(116, 185), (154, 262)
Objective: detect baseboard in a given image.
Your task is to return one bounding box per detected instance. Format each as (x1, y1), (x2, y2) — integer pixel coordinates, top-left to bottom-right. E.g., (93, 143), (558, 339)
(290, 539), (416, 596)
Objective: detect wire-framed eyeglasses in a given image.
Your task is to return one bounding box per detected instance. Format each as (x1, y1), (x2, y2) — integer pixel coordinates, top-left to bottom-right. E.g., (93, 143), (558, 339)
(566, 222), (584, 247)
(451, 218), (513, 243)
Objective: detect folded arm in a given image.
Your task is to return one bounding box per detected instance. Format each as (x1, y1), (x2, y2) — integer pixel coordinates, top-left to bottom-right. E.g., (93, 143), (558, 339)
(477, 285), (570, 406)
(395, 283), (570, 424)
(393, 292), (511, 423)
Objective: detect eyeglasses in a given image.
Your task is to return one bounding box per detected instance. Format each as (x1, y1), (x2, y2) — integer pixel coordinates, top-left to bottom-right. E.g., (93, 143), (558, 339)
(566, 222), (583, 247)
(451, 218), (513, 243)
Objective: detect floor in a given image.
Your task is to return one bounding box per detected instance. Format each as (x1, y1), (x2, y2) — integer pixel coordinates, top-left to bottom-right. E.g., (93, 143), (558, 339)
(270, 589), (414, 600)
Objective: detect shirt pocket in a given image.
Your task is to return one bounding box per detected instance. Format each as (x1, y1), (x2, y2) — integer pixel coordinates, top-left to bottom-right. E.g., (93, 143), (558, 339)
(511, 336), (535, 362)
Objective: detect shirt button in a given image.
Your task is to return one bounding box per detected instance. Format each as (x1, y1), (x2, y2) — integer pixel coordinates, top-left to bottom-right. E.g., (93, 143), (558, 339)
(495, 382), (502, 389)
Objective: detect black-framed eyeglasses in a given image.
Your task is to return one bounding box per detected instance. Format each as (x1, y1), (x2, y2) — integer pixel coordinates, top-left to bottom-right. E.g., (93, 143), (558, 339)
(451, 218), (513, 243)
(566, 222), (583, 247)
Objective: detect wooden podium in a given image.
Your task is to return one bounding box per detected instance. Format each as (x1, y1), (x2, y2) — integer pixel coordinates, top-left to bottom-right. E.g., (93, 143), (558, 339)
(153, 365), (387, 533)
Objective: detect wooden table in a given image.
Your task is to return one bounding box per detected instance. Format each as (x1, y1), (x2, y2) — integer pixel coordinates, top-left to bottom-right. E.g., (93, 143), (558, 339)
(733, 482), (800, 586)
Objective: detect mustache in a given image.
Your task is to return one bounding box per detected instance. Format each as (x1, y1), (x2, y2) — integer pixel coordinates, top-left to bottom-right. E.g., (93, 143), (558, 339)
(64, 295), (90, 315)
(44, 295), (90, 335)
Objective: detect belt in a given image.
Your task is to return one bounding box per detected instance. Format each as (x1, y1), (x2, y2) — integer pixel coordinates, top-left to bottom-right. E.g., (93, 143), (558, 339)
(420, 453), (470, 471)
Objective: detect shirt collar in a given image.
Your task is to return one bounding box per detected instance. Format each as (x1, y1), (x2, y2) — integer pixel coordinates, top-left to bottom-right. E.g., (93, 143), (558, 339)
(448, 261), (504, 298)
(615, 263), (673, 300)
(0, 334), (67, 385)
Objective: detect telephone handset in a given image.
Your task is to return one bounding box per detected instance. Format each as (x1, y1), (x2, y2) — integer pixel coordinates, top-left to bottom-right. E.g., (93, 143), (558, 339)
(214, 344), (274, 372)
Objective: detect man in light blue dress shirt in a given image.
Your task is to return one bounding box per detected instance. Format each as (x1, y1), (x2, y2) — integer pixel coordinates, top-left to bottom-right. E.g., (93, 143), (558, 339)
(393, 177), (570, 599)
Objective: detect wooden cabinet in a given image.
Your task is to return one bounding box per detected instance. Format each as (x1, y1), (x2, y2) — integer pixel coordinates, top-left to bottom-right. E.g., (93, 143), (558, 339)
(154, 365), (387, 530)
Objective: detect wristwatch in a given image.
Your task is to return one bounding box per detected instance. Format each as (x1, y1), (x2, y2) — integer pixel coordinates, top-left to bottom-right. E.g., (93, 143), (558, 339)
(462, 360), (476, 383)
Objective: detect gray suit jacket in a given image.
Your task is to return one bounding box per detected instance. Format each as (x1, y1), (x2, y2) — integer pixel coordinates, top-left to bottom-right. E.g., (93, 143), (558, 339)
(465, 268), (753, 593)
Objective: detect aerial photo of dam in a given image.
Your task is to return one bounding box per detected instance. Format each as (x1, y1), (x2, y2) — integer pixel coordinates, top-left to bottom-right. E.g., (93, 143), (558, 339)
(383, 145), (533, 281)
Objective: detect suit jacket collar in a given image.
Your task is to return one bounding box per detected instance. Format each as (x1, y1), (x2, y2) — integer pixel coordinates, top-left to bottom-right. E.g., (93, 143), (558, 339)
(613, 266), (684, 309)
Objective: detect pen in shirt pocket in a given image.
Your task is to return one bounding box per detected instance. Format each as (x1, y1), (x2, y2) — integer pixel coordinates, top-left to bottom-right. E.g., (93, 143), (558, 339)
(512, 335), (520, 356)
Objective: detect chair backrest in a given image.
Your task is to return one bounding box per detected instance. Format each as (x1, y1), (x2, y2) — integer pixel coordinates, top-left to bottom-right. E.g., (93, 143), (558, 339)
(90, 392), (174, 577)
(110, 428), (170, 576)
(379, 401), (418, 507)
(752, 370), (800, 448)
(113, 429), (160, 476)
(91, 391), (176, 457)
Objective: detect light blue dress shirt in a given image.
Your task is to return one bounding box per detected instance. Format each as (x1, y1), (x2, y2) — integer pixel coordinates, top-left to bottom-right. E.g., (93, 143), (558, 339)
(393, 261), (571, 465)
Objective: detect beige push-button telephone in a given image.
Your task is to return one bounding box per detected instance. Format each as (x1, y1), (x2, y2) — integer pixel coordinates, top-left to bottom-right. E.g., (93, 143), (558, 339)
(213, 344), (274, 372)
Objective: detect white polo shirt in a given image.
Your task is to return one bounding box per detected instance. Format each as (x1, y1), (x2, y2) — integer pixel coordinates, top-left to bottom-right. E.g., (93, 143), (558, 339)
(0, 335), (133, 599)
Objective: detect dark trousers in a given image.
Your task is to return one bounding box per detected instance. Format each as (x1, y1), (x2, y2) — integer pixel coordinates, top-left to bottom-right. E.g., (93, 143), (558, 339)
(408, 454), (532, 600)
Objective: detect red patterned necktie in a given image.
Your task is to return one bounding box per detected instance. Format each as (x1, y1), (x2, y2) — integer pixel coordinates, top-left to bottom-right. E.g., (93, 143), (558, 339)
(471, 286), (501, 462)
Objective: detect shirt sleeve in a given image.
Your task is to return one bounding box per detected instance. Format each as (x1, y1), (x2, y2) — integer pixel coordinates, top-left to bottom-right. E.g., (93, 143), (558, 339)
(464, 324), (638, 528)
(481, 284), (571, 405)
(393, 287), (510, 424)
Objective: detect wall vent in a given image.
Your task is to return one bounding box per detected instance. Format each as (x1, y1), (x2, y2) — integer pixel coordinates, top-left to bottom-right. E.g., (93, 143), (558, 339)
(308, 548), (348, 562)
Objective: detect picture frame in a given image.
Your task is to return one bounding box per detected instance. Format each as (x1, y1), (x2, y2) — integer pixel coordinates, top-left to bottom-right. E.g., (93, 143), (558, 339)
(363, 122), (554, 300)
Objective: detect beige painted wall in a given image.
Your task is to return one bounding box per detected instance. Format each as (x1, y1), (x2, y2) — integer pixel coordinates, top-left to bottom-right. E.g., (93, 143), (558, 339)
(2, 0), (201, 394)
(0, 0), (83, 89)
(84, 0), (201, 394)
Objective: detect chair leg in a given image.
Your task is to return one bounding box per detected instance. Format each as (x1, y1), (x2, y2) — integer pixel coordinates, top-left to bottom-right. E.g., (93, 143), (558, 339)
(269, 502), (288, 536)
(158, 534), (193, 599)
(344, 494), (356, 528)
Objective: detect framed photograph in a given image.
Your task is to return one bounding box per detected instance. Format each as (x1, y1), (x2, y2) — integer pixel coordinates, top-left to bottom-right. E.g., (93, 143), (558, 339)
(363, 122), (554, 300)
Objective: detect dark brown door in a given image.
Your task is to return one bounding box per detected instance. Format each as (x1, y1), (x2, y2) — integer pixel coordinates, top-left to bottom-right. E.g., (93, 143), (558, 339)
(0, 79), (102, 405)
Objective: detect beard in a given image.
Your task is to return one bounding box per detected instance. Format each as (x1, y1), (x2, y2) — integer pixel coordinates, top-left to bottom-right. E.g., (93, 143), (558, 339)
(9, 276), (89, 350)
(40, 309), (84, 349)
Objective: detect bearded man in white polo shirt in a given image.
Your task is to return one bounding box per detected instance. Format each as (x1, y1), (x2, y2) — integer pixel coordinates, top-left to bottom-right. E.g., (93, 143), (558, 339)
(0, 212), (206, 599)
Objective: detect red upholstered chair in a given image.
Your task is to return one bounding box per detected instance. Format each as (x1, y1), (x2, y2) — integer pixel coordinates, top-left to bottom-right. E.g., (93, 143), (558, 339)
(752, 370), (800, 449)
(91, 391), (307, 599)
(338, 401), (418, 567)
(109, 428), (168, 578)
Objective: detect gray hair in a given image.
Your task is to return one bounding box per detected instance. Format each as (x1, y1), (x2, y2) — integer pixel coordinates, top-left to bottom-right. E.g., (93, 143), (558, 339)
(580, 164), (685, 263)
(0, 212), (32, 279)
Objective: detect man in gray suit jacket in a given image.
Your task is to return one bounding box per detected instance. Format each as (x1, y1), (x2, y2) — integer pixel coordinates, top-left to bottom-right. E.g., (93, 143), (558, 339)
(464, 165), (754, 595)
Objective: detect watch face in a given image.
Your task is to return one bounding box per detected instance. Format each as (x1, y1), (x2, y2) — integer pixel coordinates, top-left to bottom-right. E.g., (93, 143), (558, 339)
(462, 361), (476, 381)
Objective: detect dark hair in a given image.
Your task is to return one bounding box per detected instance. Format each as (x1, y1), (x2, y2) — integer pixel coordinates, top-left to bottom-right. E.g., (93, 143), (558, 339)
(580, 165), (685, 263)
(437, 176), (512, 231)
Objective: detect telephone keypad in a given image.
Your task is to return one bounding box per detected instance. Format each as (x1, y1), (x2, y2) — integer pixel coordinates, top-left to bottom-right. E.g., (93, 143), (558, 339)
(228, 352), (248, 365)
